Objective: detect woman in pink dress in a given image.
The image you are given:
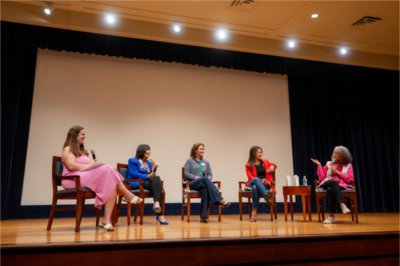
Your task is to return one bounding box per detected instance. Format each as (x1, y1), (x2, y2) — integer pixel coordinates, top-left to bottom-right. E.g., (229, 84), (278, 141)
(61, 126), (143, 231)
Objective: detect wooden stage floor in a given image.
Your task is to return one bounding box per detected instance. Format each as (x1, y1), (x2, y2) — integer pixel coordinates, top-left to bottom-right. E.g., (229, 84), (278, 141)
(1, 212), (399, 246)
(2, 213), (399, 265)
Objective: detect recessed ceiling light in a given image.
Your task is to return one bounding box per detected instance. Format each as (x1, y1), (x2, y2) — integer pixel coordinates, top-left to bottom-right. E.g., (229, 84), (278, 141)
(215, 28), (229, 41)
(104, 13), (117, 26)
(311, 13), (319, 19)
(44, 4), (53, 15)
(339, 47), (348, 55)
(287, 39), (297, 49)
(172, 23), (181, 33)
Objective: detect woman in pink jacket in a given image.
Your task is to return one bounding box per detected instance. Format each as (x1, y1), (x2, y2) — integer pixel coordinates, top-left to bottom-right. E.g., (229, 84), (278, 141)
(311, 146), (353, 224)
(245, 146), (277, 222)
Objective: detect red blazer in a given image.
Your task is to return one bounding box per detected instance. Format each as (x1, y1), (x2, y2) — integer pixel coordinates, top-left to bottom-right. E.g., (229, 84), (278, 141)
(245, 159), (277, 191)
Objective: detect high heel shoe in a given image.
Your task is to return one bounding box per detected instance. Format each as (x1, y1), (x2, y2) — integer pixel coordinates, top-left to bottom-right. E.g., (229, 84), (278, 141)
(153, 205), (162, 214)
(156, 215), (169, 225)
(123, 196), (143, 205)
(103, 224), (114, 231)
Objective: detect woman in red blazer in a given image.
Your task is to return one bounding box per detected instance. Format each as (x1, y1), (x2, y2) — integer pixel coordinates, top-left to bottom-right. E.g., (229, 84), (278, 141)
(245, 146), (277, 222)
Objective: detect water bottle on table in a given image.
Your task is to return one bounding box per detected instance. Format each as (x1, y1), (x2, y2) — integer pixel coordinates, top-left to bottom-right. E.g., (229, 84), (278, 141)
(303, 176), (307, 186)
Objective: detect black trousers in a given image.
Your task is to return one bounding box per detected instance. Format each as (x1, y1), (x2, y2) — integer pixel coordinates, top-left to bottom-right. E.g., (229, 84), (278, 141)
(323, 180), (344, 213)
(142, 175), (163, 214)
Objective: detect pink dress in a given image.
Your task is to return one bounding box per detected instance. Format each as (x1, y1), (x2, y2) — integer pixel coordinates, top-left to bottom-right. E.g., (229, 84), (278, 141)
(62, 155), (123, 208)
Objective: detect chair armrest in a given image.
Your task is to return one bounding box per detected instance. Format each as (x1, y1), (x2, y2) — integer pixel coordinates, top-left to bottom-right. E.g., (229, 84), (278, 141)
(57, 175), (83, 191)
(239, 181), (247, 190)
(212, 180), (221, 189)
(122, 178), (145, 194)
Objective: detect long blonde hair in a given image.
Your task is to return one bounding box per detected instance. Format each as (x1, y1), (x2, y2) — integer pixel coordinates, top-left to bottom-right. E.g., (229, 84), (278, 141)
(63, 126), (88, 157)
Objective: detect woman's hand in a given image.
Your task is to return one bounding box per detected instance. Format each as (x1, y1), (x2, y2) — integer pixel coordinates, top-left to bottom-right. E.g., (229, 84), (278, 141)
(310, 158), (321, 166)
(147, 172), (155, 179)
(267, 165), (275, 173)
(149, 158), (156, 168)
(331, 165), (339, 174)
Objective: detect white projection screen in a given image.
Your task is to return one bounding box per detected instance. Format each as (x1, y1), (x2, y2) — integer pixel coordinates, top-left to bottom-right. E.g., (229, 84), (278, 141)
(22, 49), (293, 205)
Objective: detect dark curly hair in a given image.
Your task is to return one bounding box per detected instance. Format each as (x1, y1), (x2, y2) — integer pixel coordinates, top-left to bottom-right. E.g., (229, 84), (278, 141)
(135, 144), (151, 159)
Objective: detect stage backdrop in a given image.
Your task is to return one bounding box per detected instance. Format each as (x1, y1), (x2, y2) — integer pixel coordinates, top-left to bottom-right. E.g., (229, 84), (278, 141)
(21, 49), (293, 205)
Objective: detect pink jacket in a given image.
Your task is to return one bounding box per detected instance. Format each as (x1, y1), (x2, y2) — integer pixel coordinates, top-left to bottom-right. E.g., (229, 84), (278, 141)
(317, 161), (354, 190)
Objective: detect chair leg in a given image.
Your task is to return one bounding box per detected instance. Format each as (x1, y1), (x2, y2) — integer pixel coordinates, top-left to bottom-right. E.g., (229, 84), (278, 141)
(139, 201), (144, 225)
(46, 198), (57, 231)
(239, 195), (243, 221)
(218, 204), (222, 222)
(187, 197), (191, 223)
(162, 192), (166, 215)
(349, 199), (355, 222)
(269, 194), (276, 221)
(110, 198), (119, 227)
(114, 196), (123, 225)
(316, 196), (321, 222)
(75, 195), (83, 233)
(269, 202), (273, 221)
(353, 198), (359, 223)
(248, 198), (252, 219)
(96, 208), (101, 226)
(320, 199), (325, 221)
(134, 203), (139, 222)
(181, 197), (185, 220)
(127, 202), (132, 225)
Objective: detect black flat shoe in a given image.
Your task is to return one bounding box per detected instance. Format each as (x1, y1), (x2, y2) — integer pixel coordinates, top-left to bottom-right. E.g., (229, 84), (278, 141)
(200, 218), (209, 223)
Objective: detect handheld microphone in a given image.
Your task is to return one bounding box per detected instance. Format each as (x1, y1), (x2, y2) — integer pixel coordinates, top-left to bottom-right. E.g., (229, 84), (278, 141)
(91, 149), (96, 160)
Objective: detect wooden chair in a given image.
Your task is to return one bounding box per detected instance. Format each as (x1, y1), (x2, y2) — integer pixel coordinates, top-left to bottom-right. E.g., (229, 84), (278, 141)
(115, 163), (165, 225)
(47, 156), (100, 232)
(314, 179), (359, 223)
(181, 167), (222, 222)
(238, 173), (277, 221)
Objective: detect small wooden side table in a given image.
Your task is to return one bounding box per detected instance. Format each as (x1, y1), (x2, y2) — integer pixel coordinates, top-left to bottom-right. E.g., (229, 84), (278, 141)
(282, 186), (312, 221)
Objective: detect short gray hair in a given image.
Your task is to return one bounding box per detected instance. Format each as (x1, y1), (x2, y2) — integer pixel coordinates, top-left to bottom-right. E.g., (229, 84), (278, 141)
(334, 146), (353, 164)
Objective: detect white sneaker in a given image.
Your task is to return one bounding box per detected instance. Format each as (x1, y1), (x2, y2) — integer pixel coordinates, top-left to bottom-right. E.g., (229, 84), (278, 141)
(323, 217), (336, 224)
(342, 206), (351, 214)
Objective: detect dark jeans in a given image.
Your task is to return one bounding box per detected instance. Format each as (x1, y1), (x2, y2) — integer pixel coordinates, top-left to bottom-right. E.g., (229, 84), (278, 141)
(142, 175), (163, 215)
(323, 180), (345, 213)
(248, 178), (268, 210)
(189, 177), (223, 219)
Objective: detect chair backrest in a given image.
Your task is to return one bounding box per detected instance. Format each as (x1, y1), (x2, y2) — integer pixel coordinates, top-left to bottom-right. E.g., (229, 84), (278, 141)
(117, 163), (128, 178)
(52, 156), (63, 191)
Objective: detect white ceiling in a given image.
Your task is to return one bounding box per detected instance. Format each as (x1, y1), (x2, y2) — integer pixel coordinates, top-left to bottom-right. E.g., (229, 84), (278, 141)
(2, 0), (399, 70)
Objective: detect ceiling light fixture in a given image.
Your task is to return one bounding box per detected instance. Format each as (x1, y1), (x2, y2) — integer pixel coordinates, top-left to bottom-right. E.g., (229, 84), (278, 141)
(172, 23), (181, 33)
(43, 3), (53, 15)
(104, 13), (117, 26)
(311, 13), (319, 19)
(215, 28), (229, 41)
(287, 39), (297, 49)
(339, 47), (348, 55)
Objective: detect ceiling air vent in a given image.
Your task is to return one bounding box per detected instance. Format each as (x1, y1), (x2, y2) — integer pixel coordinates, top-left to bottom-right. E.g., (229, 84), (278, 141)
(352, 16), (382, 26)
(231, 0), (255, 7)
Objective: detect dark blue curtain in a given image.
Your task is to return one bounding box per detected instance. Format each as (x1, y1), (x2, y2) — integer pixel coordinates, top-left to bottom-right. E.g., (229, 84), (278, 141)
(288, 76), (399, 212)
(1, 34), (37, 219)
(1, 21), (398, 219)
